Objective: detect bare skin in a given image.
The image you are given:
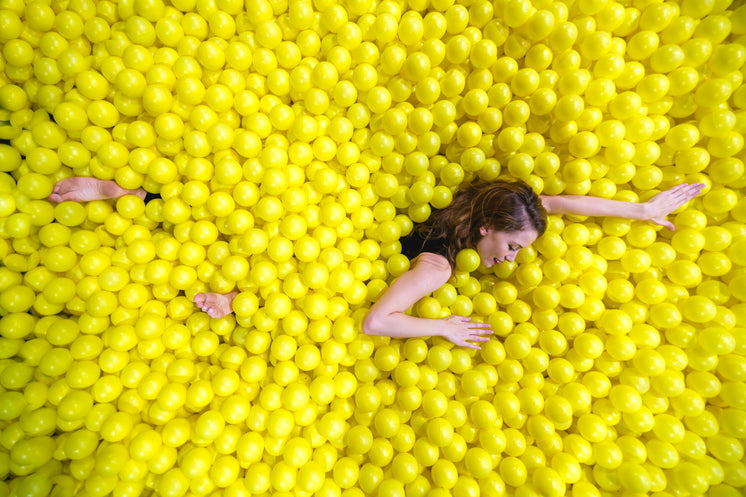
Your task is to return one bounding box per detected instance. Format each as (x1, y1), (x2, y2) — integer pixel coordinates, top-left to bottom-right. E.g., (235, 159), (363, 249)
(49, 177), (238, 319)
(194, 292), (238, 319)
(51, 178), (704, 329)
(538, 182), (705, 231)
(47, 177), (147, 202)
(362, 252), (494, 350)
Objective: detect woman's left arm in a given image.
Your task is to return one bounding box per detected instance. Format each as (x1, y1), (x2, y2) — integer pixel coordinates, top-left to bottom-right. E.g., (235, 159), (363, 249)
(539, 183), (705, 230)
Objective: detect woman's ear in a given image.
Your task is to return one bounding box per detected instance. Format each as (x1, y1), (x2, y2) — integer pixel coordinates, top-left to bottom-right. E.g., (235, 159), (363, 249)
(479, 226), (488, 236)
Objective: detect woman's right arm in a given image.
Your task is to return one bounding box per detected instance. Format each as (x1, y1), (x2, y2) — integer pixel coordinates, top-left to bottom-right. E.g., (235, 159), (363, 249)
(362, 252), (493, 349)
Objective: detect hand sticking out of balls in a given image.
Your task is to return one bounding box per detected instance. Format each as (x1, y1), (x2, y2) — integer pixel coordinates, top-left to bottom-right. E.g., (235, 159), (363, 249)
(440, 316), (493, 350)
(48, 177), (238, 319)
(641, 182), (706, 230)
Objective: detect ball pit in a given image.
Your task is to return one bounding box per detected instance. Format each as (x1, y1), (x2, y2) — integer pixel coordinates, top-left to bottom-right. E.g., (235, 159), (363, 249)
(1, 0), (746, 496)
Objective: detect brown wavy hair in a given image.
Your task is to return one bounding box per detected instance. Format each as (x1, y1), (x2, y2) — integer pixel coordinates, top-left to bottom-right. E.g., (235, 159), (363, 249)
(415, 180), (548, 266)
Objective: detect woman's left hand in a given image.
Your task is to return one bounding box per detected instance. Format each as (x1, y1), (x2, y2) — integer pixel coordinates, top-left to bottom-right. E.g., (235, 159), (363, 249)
(643, 183), (705, 230)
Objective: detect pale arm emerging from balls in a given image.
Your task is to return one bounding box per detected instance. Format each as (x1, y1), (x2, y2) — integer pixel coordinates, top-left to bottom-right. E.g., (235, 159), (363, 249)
(362, 252), (493, 350)
(539, 183), (705, 230)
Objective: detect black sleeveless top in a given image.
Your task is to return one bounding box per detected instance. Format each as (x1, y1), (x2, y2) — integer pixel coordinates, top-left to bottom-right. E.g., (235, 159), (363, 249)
(399, 224), (449, 260)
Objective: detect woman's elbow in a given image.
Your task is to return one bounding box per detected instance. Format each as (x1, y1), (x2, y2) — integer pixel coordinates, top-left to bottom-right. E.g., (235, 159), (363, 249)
(362, 312), (383, 336)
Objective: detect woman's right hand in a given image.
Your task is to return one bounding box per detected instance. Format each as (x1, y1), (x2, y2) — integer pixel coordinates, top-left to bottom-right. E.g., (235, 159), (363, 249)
(440, 316), (493, 349)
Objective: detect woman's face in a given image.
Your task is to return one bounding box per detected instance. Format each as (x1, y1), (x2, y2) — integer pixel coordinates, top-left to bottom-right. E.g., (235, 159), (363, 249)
(476, 226), (539, 268)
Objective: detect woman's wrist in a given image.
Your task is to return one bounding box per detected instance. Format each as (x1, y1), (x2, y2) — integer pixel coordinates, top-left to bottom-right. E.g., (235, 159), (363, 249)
(638, 200), (654, 221)
(612, 199), (649, 221)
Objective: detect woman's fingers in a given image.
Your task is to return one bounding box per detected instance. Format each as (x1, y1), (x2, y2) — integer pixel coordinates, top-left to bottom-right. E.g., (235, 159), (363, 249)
(670, 183), (703, 203)
(659, 219), (676, 231)
(442, 316), (493, 349)
(462, 327), (493, 349)
(647, 183), (705, 230)
(659, 182), (700, 198)
(459, 332), (492, 349)
(684, 183), (705, 200)
(476, 322), (492, 328)
(464, 322), (492, 331)
(667, 183), (704, 203)
(447, 315), (492, 330)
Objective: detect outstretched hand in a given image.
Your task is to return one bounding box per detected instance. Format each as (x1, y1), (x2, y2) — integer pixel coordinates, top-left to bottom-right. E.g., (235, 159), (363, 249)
(440, 315), (493, 350)
(643, 183), (705, 230)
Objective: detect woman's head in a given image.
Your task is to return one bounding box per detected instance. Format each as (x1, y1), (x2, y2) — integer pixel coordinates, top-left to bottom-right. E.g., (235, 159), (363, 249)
(466, 180), (547, 236)
(423, 180), (548, 266)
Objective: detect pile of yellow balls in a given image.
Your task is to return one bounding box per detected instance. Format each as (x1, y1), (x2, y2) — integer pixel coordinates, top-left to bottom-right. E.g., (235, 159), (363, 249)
(1, 0), (746, 495)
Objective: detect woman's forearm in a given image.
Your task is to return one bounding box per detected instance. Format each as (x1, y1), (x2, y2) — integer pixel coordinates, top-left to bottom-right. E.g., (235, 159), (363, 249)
(363, 306), (493, 349)
(362, 252), (455, 339)
(362, 311), (449, 339)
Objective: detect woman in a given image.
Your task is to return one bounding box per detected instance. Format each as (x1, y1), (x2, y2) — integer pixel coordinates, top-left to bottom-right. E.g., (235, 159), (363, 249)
(362, 180), (704, 349)
(49, 178), (703, 333)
